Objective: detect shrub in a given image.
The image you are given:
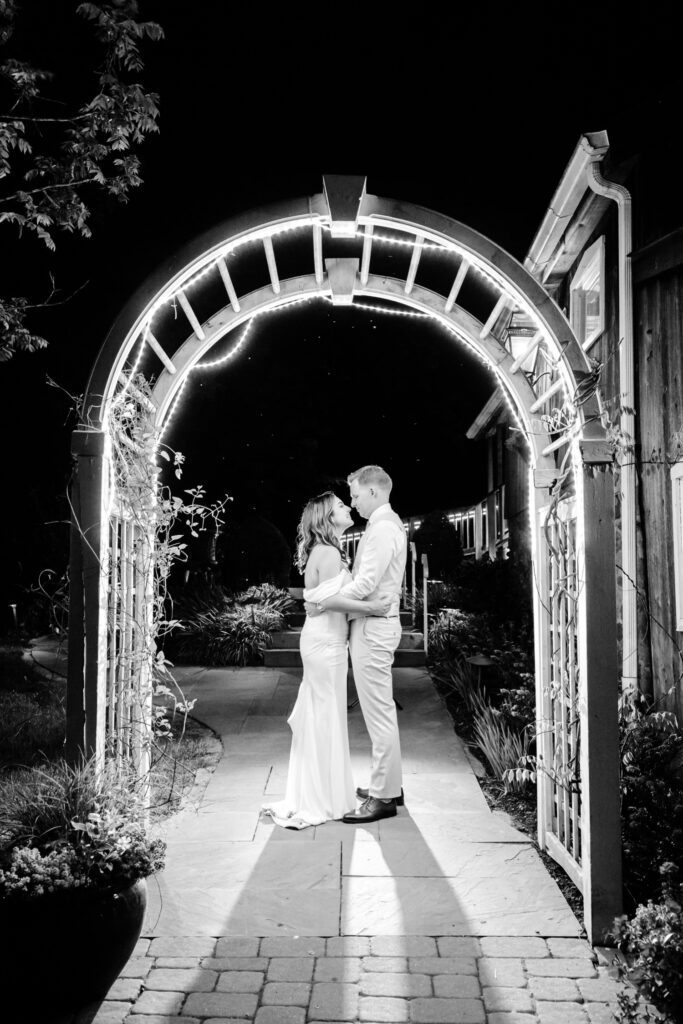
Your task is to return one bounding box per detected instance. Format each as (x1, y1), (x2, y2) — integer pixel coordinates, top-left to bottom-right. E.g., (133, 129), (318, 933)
(470, 688), (531, 794)
(175, 607), (273, 666)
(235, 583), (296, 616)
(612, 862), (683, 1023)
(170, 579), (231, 620)
(455, 551), (532, 631)
(428, 608), (496, 661)
(168, 579), (293, 666)
(0, 691), (65, 767)
(413, 511), (463, 583)
(619, 695), (683, 909)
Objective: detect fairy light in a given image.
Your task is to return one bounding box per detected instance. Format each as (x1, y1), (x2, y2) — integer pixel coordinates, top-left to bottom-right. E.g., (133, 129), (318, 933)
(342, 292), (536, 458)
(194, 316), (256, 370)
(338, 299), (431, 320)
(106, 209), (577, 470)
(111, 325), (150, 411)
(157, 292), (325, 442)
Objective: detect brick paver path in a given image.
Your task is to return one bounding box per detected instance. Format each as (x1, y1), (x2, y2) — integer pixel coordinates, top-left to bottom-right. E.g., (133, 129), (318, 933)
(92, 933), (628, 1023)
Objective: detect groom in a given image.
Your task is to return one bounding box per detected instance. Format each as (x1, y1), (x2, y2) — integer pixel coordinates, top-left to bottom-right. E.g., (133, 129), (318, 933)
(338, 464), (407, 823)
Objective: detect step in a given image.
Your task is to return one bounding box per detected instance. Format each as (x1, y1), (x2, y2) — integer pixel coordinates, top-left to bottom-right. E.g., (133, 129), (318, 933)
(263, 647), (426, 669)
(270, 629), (424, 651)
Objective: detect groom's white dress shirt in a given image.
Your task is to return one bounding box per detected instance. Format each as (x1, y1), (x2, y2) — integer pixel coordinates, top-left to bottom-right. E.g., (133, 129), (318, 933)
(340, 503), (406, 618)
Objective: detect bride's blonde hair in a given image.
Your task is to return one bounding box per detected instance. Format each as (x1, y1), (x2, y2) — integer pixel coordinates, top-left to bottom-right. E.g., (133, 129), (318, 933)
(295, 491), (348, 572)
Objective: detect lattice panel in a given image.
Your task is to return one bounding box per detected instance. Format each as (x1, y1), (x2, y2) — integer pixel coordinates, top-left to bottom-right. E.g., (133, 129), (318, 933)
(540, 501), (582, 873)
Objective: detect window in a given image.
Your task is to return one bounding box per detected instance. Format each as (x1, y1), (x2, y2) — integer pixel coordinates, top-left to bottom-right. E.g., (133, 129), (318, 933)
(570, 237), (605, 350)
(671, 464), (683, 632)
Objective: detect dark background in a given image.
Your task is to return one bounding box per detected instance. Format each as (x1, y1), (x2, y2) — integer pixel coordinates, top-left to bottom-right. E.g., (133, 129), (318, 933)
(2, 1), (682, 605)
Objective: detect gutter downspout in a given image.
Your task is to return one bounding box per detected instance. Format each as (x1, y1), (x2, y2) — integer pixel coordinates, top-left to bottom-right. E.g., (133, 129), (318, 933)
(585, 160), (638, 695)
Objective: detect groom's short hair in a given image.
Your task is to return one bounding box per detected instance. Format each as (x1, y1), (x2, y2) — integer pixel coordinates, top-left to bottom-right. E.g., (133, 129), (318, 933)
(348, 464), (393, 493)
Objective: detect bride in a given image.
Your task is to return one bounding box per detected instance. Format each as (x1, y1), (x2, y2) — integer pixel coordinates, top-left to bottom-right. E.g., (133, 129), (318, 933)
(262, 491), (392, 829)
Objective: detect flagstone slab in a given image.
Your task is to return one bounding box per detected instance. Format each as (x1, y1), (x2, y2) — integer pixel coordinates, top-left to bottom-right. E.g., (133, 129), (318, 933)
(377, 812), (527, 844)
(398, 775), (491, 815)
(341, 876), (582, 936)
(147, 884), (341, 936)
(249, 695), (296, 715)
(241, 714), (297, 735)
(191, 713), (249, 735)
(160, 809), (259, 842)
(158, 839), (341, 890)
(207, 763), (272, 786)
(343, 840), (538, 878)
(254, 820), (317, 842)
(312, 820), (380, 842)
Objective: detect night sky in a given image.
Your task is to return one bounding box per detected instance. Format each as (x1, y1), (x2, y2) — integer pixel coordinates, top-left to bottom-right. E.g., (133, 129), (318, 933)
(1, 1), (681, 603)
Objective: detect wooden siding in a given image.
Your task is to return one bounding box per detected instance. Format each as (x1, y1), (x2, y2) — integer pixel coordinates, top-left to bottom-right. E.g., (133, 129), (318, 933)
(636, 267), (683, 715)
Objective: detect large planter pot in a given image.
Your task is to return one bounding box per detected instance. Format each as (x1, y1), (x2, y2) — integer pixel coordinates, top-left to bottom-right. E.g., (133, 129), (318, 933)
(0, 878), (147, 1018)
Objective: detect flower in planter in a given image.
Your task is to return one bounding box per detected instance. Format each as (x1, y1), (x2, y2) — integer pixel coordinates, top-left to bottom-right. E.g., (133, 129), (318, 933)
(0, 758), (165, 901)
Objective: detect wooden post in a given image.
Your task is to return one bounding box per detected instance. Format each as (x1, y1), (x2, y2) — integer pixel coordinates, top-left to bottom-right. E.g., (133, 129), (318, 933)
(487, 491), (497, 559)
(474, 502), (484, 561)
(66, 470), (85, 763)
(410, 541), (417, 609)
(577, 455), (622, 943)
(67, 429), (109, 770)
(531, 495), (554, 853)
(422, 553), (429, 654)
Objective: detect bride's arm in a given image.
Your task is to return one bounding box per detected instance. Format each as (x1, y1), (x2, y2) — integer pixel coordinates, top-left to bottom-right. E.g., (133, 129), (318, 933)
(306, 548), (391, 616)
(320, 593), (392, 615)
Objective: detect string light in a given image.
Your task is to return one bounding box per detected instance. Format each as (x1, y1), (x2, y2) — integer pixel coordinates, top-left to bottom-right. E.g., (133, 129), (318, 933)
(111, 326), (149, 410)
(109, 212), (574, 457)
(157, 293), (325, 441)
(338, 299), (431, 320)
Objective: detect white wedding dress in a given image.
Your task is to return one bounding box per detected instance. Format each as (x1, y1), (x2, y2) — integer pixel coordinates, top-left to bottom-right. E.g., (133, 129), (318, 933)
(262, 569), (356, 829)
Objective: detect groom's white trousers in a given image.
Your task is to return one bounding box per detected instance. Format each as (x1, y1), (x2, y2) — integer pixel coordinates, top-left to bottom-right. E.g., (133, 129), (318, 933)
(349, 616), (403, 800)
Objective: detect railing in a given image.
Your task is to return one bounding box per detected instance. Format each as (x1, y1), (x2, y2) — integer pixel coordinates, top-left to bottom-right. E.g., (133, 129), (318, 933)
(340, 487), (508, 571)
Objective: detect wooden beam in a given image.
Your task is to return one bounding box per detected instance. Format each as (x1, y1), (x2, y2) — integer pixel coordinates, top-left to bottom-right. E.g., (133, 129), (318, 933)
(577, 462), (622, 943)
(217, 257), (241, 311)
(263, 235), (281, 294)
(146, 331), (177, 374)
(530, 376), (565, 413)
(325, 258), (359, 305)
(66, 471), (85, 763)
(68, 429), (108, 769)
(360, 224), (374, 286)
(177, 291), (205, 340)
(313, 222), (324, 285)
(480, 293), (510, 339)
(510, 330), (543, 374)
(444, 258), (469, 312)
(405, 235), (424, 295)
(322, 174), (367, 237)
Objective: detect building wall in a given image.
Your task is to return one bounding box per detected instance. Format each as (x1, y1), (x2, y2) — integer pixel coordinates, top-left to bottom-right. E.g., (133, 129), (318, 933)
(635, 265), (683, 714)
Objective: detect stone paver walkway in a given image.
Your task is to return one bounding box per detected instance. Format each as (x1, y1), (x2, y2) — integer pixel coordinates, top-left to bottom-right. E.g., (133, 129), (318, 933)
(55, 656), (628, 1023)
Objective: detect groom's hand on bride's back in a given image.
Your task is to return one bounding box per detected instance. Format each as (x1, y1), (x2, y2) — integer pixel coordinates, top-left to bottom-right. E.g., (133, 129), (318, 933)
(368, 595), (393, 616)
(304, 601), (322, 617)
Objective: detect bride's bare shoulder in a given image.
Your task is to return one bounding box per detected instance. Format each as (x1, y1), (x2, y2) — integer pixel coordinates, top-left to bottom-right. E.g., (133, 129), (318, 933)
(308, 544), (342, 569)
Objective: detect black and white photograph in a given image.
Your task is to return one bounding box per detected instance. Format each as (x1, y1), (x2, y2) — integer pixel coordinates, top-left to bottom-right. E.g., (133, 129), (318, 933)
(1, 2), (683, 1021)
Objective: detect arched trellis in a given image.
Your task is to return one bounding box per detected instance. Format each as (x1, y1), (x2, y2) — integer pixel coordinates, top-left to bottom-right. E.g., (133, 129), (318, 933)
(67, 176), (621, 941)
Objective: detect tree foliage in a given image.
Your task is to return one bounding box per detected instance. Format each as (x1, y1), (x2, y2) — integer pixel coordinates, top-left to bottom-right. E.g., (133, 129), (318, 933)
(413, 509), (463, 583)
(0, 0), (163, 361)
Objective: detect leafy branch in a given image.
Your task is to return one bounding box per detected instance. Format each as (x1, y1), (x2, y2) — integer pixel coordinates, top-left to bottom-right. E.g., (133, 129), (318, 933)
(0, 1), (163, 360)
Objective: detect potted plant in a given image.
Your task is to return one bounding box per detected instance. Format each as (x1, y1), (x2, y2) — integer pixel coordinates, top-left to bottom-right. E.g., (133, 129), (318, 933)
(0, 757), (165, 1019)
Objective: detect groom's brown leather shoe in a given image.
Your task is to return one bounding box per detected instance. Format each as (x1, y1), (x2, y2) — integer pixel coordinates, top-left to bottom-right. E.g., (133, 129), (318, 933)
(356, 786), (404, 806)
(343, 797), (397, 823)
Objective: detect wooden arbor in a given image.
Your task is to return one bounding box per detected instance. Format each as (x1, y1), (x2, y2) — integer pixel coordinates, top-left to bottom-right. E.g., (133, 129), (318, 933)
(68, 175), (621, 942)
